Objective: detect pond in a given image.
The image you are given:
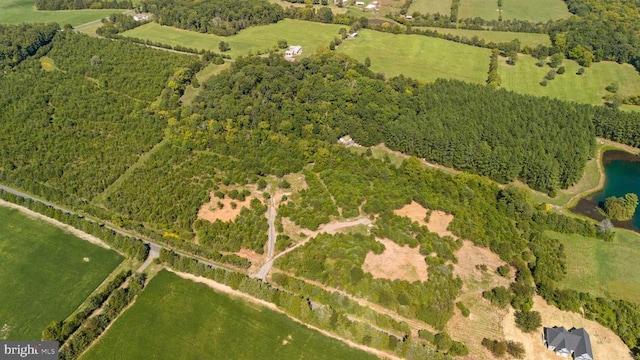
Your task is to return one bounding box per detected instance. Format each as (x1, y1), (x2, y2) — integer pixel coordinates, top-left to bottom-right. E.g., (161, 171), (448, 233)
(571, 150), (640, 231)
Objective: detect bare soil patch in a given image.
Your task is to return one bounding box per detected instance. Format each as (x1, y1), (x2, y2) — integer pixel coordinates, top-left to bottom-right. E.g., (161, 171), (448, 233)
(362, 238), (428, 282)
(197, 192), (254, 223)
(394, 201), (428, 226)
(235, 247), (265, 273)
(502, 296), (632, 360)
(426, 210), (457, 239)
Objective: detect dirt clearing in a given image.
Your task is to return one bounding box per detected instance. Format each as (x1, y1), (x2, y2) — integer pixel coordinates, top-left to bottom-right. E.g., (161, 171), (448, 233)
(362, 238), (428, 282)
(452, 240), (511, 288)
(394, 201), (428, 226)
(197, 192), (254, 223)
(502, 296), (632, 360)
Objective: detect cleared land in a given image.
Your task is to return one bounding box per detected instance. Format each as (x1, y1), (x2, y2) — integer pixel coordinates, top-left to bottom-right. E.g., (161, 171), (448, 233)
(499, 55), (640, 108)
(409, 0), (452, 15)
(549, 230), (640, 303)
(197, 192), (256, 223)
(122, 20), (344, 59)
(83, 270), (377, 360)
(180, 62), (230, 106)
(0, 0), (120, 26)
(337, 30), (491, 84)
(0, 206), (122, 340)
(417, 27), (551, 47)
(362, 238), (428, 282)
(502, 296), (632, 360)
(458, 0), (569, 22)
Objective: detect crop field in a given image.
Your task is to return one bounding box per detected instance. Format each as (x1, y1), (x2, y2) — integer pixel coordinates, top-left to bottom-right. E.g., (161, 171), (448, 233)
(409, 0), (452, 15)
(337, 29), (491, 84)
(499, 55), (640, 108)
(0, 206), (122, 341)
(122, 20), (344, 59)
(0, 0), (122, 26)
(83, 270), (376, 360)
(548, 230), (640, 303)
(417, 27), (551, 47)
(458, 0), (570, 22)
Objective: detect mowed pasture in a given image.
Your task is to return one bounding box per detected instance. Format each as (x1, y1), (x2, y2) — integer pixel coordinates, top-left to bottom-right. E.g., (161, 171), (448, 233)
(458, 0), (570, 22)
(0, 0), (122, 26)
(417, 27), (551, 47)
(0, 206), (122, 340)
(409, 0), (452, 15)
(548, 230), (640, 303)
(499, 55), (640, 108)
(83, 270), (376, 360)
(337, 29), (491, 84)
(122, 20), (344, 59)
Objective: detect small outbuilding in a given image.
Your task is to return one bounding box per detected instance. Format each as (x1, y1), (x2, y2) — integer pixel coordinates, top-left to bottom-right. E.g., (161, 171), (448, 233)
(132, 13), (151, 21)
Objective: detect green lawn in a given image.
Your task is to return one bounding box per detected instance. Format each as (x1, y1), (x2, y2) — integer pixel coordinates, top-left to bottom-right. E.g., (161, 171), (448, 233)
(417, 27), (551, 47)
(337, 29), (491, 84)
(83, 270), (376, 360)
(122, 20), (345, 59)
(0, 0), (123, 26)
(458, 0), (569, 22)
(549, 230), (640, 303)
(499, 55), (640, 108)
(409, 0), (452, 15)
(0, 206), (122, 340)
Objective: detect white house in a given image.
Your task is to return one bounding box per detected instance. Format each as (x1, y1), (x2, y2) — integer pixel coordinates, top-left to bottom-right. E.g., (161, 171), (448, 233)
(133, 13), (150, 21)
(285, 45), (303, 57)
(355, 1), (365, 5)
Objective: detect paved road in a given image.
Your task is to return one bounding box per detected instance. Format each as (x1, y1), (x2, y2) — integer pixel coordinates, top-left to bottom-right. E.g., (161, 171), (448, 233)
(0, 183), (224, 272)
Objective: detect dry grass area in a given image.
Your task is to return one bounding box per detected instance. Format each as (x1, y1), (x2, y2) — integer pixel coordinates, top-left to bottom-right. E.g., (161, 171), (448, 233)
(447, 240), (512, 360)
(197, 192), (255, 223)
(502, 296), (632, 360)
(394, 201), (428, 226)
(362, 238), (428, 282)
(394, 201), (458, 239)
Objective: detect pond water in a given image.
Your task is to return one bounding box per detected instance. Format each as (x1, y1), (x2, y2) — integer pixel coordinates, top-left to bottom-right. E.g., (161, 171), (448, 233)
(571, 150), (640, 231)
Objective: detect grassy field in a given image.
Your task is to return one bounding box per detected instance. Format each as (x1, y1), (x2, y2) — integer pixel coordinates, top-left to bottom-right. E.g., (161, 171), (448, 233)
(181, 62), (231, 106)
(0, 0), (123, 26)
(84, 270), (376, 360)
(417, 27), (551, 47)
(0, 206), (122, 340)
(409, 0), (452, 15)
(549, 230), (640, 303)
(499, 55), (640, 108)
(337, 29), (490, 83)
(458, 0), (570, 22)
(122, 20), (344, 59)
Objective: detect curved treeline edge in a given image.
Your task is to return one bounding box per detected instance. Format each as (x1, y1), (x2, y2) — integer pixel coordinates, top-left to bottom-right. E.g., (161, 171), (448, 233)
(189, 53), (624, 193)
(0, 23), (59, 71)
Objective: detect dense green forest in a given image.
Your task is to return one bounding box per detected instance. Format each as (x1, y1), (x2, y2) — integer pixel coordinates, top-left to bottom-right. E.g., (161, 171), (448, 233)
(0, 29), (196, 205)
(34, 0), (132, 10)
(188, 54), (595, 193)
(0, 23), (59, 70)
(552, 0), (640, 67)
(140, 0), (284, 36)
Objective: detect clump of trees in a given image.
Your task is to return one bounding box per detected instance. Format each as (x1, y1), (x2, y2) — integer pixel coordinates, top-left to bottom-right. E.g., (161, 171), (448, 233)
(481, 338), (525, 358)
(603, 193), (639, 221)
(0, 23), (59, 70)
(514, 310), (542, 332)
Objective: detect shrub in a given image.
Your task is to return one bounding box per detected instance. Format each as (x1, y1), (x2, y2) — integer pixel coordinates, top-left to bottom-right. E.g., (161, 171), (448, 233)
(515, 310), (541, 332)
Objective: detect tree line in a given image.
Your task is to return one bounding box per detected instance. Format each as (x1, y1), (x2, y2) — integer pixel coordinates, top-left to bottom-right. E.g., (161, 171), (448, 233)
(34, 0), (132, 10)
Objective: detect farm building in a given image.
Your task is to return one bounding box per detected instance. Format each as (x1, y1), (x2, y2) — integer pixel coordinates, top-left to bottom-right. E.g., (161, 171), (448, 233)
(132, 13), (151, 21)
(355, 1), (365, 5)
(365, 4), (376, 10)
(542, 327), (594, 360)
(285, 45), (303, 57)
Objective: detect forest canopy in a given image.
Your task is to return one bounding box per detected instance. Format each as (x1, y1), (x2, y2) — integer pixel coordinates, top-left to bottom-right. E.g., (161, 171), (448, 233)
(186, 53), (596, 193)
(140, 0), (284, 36)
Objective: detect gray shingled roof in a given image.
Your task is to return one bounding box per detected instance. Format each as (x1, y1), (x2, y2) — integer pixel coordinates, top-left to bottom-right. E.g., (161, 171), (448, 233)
(543, 326), (594, 360)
